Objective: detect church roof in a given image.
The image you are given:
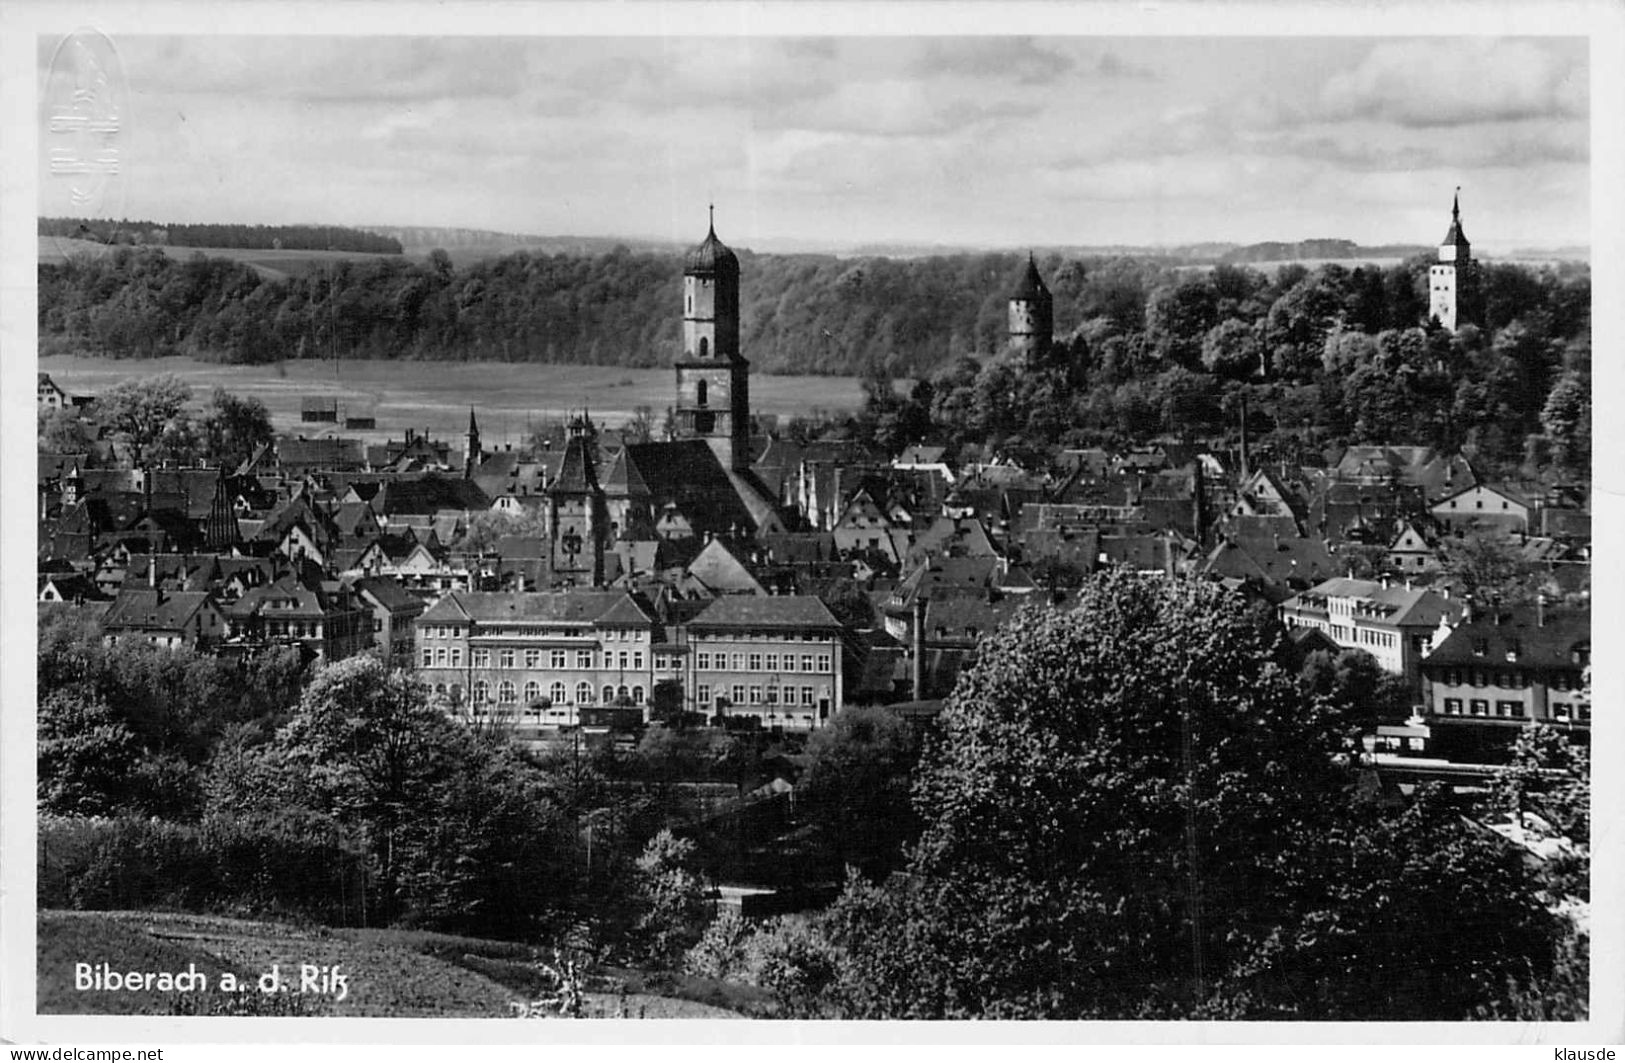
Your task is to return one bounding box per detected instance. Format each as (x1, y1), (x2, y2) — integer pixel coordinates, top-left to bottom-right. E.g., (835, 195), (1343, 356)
(1441, 191), (1470, 248)
(685, 214), (739, 274)
(1011, 253), (1050, 301)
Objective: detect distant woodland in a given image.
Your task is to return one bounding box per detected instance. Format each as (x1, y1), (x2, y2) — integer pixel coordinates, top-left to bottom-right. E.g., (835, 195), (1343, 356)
(38, 241), (1590, 469)
(39, 217), (403, 255)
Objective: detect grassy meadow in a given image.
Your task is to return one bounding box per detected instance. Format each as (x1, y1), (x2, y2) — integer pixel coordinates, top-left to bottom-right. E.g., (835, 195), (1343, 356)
(38, 355), (867, 448)
(38, 911), (747, 1018)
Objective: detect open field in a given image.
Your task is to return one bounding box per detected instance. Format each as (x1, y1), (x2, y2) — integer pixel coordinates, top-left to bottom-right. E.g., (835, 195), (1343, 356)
(38, 355), (867, 447)
(38, 911), (746, 1018)
(38, 237), (405, 282)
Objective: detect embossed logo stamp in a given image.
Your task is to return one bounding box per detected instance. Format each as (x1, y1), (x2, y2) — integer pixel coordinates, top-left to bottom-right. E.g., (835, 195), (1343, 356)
(41, 28), (128, 255)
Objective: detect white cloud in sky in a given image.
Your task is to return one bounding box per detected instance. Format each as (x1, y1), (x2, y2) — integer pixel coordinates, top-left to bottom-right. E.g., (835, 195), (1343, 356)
(45, 34), (1591, 249)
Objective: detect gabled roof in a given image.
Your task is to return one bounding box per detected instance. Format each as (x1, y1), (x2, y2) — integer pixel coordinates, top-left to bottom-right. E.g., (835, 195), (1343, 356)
(1430, 481), (1532, 510)
(103, 587), (215, 632)
(418, 589), (652, 627)
(349, 575), (427, 613)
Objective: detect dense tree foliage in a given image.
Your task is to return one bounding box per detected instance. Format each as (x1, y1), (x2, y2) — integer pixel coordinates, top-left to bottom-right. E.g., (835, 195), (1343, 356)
(799, 706), (920, 875)
(802, 571), (1561, 1019)
(41, 244), (1588, 468)
(41, 216), (402, 254)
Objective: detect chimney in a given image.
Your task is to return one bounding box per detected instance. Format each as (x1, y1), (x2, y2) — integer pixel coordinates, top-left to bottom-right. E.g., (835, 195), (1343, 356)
(149, 555), (158, 589)
(1238, 391), (1250, 481)
(1537, 593), (1546, 628)
(912, 596), (927, 701)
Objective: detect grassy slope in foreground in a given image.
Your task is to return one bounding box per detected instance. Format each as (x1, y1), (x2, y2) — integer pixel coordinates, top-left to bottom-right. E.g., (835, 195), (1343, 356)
(38, 911), (745, 1018)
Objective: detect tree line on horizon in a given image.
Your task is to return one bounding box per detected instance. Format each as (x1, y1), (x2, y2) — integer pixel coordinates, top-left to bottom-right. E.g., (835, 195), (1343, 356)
(39, 217), (403, 255)
(38, 242), (1590, 472)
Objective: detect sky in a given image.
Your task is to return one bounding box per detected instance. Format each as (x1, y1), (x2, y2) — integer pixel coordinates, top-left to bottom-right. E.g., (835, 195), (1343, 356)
(35, 32), (1592, 254)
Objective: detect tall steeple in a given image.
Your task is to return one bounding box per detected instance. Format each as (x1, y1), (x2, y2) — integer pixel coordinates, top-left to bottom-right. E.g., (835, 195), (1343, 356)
(1428, 187), (1477, 332)
(463, 406), (482, 478)
(673, 210), (751, 470)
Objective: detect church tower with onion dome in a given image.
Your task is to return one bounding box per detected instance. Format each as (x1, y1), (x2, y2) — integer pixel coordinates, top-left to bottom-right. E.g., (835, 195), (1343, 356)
(1428, 189), (1479, 332)
(674, 208), (751, 471)
(1008, 252), (1054, 363)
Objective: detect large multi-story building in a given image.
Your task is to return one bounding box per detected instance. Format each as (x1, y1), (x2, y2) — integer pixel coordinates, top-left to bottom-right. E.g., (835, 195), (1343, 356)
(685, 595), (844, 731)
(414, 589), (662, 726)
(1278, 576), (1465, 687)
(1419, 604), (1590, 735)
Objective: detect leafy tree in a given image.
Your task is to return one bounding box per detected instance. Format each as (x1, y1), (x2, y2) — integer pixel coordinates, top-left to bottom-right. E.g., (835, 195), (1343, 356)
(201, 387), (274, 470)
(1201, 317), (1264, 380)
(1438, 531), (1537, 606)
(38, 406), (97, 456)
(818, 570), (1557, 1019)
(93, 374), (194, 467)
(1299, 647), (1415, 735)
(623, 829), (711, 967)
(1540, 370), (1591, 476)
(37, 691), (141, 815)
(800, 706), (920, 874)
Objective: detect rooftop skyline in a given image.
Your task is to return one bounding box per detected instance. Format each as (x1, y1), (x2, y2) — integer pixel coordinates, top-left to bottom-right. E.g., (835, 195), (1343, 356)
(33, 29), (1592, 254)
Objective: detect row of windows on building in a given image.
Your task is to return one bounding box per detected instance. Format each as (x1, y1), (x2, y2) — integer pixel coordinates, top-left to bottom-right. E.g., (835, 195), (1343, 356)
(695, 683), (824, 707)
(420, 625), (638, 641)
(693, 651), (833, 673)
(435, 679), (648, 706)
(1437, 697), (1591, 722)
(1433, 668), (1587, 691)
(421, 646), (648, 671)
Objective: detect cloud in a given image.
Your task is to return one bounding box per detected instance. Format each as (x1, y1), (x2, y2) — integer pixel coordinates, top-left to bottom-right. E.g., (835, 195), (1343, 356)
(905, 38), (1074, 85)
(1317, 38), (1587, 128)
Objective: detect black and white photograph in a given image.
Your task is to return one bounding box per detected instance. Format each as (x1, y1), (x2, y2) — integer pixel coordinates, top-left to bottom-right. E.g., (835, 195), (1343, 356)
(2, 0), (1620, 1048)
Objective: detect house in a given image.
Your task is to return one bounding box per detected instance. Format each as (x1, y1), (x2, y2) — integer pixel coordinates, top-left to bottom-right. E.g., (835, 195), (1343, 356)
(222, 570), (371, 663)
(347, 574), (426, 666)
(1386, 520), (1441, 575)
(102, 586), (225, 650)
(1419, 603), (1590, 744)
(1430, 483), (1531, 536)
(686, 594), (844, 730)
(1279, 576), (1466, 687)
(1199, 531), (1337, 600)
(38, 372), (75, 410)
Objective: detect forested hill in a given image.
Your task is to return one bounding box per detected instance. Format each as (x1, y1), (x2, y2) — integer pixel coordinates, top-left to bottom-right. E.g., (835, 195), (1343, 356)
(37, 241), (1588, 381)
(39, 217), (402, 255)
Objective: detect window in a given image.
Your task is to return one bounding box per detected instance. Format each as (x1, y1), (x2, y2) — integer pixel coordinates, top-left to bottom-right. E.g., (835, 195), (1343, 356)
(603, 684), (615, 704)
(617, 685), (629, 703)
(818, 654), (832, 672)
(550, 681), (566, 705)
(473, 680), (489, 704)
(549, 649), (566, 669)
(633, 652), (644, 671)
(1552, 702), (1571, 721)
(749, 685), (763, 705)
(450, 646), (462, 668)
(802, 686), (815, 706)
(732, 653), (746, 671)
(696, 651), (711, 670)
(766, 684), (779, 705)
(422, 647), (434, 668)
(525, 681), (541, 704)
(499, 649), (515, 669)
(473, 649), (491, 668)
(1470, 699), (1488, 717)
(576, 650), (593, 669)
(749, 653), (763, 671)
(632, 685), (644, 704)
(1497, 700), (1523, 719)
(766, 653), (779, 672)
(435, 647), (448, 666)
(801, 654), (815, 673)
(618, 651), (629, 671)
(697, 684), (711, 706)
(525, 649), (541, 669)
(697, 377), (708, 404)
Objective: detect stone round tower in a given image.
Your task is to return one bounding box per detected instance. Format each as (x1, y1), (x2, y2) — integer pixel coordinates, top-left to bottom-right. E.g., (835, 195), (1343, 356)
(1008, 252), (1054, 362)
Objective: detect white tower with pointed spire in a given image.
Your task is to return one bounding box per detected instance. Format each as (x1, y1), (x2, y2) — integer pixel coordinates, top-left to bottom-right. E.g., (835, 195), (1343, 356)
(1428, 189), (1478, 332)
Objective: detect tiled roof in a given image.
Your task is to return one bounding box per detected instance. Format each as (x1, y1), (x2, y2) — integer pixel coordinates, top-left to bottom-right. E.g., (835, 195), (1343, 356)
(418, 589), (650, 627)
(103, 588), (213, 632)
(1424, 608), (1588, 671)
(688, 595), (841, 630)
(1283, 577), (1465, 629)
